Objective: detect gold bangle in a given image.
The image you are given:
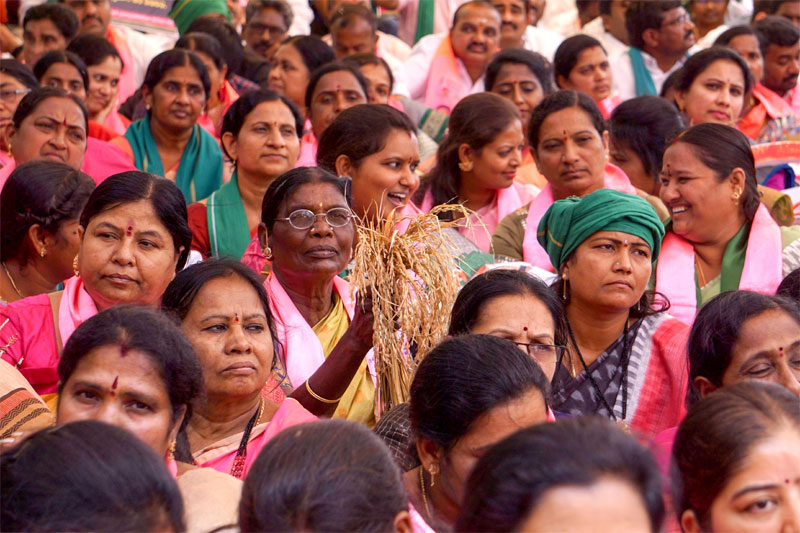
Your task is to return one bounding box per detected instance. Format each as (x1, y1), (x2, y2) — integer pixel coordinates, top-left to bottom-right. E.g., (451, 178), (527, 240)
(305, 380), (342, 404)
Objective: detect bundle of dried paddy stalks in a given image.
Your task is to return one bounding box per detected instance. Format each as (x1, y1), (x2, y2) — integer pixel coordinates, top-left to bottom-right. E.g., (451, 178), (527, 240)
(351, 204), (468, 418)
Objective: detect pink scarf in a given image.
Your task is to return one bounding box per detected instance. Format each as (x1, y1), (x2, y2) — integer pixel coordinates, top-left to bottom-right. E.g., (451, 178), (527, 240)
(421, 183), (538, 252)
(522, 163), (636, 270)
(295, 131), (317, 168)
(424, 34), (466, 114)
(597, 93), (623, 120)
(655, 203), (783, 325)
(58, 276), (98, 349)
(266, 273), (364, 387)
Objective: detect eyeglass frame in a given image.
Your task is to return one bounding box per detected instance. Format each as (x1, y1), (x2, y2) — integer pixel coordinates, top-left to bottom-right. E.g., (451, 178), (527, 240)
(0, 88), (31, 103)
(511, 341), (567, 363)
(274, 207), (354, 230)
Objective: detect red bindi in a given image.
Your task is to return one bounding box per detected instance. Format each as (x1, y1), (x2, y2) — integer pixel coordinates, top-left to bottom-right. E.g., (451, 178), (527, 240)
(523, 327), (528, 331)
(234, 313), (240, 323)
(111, 376), (118, 390)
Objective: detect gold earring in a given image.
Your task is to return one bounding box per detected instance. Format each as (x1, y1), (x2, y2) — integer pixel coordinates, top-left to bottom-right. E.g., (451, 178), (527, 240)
(72, 255), (79, 277)
(167, 440), (176, 460)
(732, 190), (741, 206)
(263, 246), (273, 260)
(429, 463), (439, 487)
(458, 160), (473, 172)
(39, 247), (46, 258)
(562, 274), (568, 300)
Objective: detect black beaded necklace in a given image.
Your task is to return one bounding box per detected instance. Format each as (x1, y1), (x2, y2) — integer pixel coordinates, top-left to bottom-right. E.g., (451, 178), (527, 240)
(566, 317), (641, 422)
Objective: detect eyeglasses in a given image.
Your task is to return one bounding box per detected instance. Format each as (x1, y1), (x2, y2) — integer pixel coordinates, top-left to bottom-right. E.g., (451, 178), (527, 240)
(662, 10), (689, 28)
(275, 208), (353, 230)
(512, 342), (567, 362)
(0, 88), (31, 103)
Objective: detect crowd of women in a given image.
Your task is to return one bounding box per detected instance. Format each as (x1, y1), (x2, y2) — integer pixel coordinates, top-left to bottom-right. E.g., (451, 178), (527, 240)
(1, 0), (800, 531)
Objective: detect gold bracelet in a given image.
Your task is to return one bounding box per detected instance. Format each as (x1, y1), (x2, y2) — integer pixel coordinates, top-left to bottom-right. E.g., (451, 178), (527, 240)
(305, 380), (342, 404)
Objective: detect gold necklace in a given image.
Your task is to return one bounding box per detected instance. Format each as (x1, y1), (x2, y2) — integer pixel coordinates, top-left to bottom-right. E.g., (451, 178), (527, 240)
(1, 262), (23, 298)
(419, 467), (433, 520)
(695, 257), (707, 288)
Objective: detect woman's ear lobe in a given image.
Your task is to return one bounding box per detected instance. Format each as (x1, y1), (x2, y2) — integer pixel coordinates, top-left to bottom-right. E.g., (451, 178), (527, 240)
(168, 405), (187, 444)
(335, 154), (353, 177)
(680, 509), (702, 533)
(257, 223), (269, 249)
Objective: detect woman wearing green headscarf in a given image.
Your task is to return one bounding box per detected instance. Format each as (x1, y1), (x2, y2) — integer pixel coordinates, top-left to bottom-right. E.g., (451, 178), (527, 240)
(111, 49), (223, 203)
(539, 189), (689, 439)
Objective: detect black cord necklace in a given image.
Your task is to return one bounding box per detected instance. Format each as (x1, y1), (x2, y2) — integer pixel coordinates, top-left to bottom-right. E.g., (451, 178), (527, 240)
(567, 317), (640, 422)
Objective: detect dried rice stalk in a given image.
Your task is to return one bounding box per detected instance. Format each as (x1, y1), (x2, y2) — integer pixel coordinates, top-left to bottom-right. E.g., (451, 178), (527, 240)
(351, 204), (469, 419)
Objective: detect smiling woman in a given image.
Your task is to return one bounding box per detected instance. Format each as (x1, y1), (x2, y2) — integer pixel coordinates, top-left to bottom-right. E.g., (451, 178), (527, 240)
(0, 171), (192, 396)
(654, 123), (800, 324)
(539, 189), (689, 438)
(414, 92), (538, 253)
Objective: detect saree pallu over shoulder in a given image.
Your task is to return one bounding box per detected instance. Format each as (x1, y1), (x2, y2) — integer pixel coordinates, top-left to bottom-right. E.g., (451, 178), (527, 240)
(551, 313), (689, 439)
(0, 295), (59, 394)
(194, 398), (317, 479)
(124, 116), (223, 202)
(206, 171), (251, 260)
(655, 204), (783, 325)
(521, 163), (636, 270)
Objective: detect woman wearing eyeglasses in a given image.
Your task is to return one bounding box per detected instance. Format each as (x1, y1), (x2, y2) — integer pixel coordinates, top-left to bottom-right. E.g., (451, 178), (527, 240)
(0, 60), (36, 172)
(255, 166), (379, 425)
(538, 189), (689, 438)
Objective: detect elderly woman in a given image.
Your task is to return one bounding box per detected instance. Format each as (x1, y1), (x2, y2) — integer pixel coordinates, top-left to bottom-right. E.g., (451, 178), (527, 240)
(491, 90), (639, 269)
(538, 189), (688, 438)
(296, 62), (368, 167)
(449, 268), (566, 383)
(0, 161), (94, 304)
(403, 335), (551, 531)
(111, 49), (223, 203)
(251, 168), (379, 424)
(554, 35), (621, 119)
(161, 260), (327, 480)
(188, 90), (302, 260)
(486, 49), (554, 189)
(655, 123), (800, 324)
(413, 92), (539, 254)
(0, 171), (192, 396)
(54, 305), (244, 533)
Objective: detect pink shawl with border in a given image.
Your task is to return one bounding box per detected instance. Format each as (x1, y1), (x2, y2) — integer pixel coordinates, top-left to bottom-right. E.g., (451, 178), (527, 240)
(424, 34), (466, 114)
(655, 203), (782, 325)
(420, 182), (539, 253)
(521, 163), (636, 270)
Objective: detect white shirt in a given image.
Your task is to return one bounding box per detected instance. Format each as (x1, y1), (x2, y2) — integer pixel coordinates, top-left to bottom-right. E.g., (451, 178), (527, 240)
(611, 48), (688, 101)
(695, 24), (730, 49)
(404, 32), (486, 104)
(286, 0), (314, 36)
(521, 25), (564, 61)
(582, 17), (629, 59)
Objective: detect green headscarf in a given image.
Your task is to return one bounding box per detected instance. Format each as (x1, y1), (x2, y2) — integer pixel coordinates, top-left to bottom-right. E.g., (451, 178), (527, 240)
(170, 0), (231, 35)
(537, 189), (665, 269)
